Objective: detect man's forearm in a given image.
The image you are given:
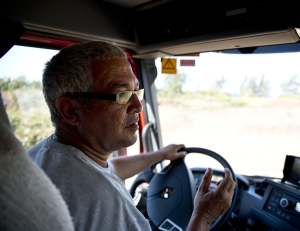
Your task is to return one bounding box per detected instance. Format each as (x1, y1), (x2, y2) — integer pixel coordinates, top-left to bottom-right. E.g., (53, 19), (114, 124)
(110, 144), (186, 181)
(109, 151), (163, 180)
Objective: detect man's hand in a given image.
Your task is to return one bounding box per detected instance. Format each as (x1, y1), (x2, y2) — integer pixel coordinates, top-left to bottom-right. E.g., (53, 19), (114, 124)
(157, 144), (187, 161)
(187, 168), (236, 231)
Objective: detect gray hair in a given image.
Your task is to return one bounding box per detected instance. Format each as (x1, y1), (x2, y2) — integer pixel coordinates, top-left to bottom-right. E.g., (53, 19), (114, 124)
(43, 41), (128, 125)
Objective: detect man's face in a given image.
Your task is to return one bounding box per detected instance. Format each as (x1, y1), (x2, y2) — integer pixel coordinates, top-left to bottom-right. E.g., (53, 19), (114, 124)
(77, 59), (143, 155)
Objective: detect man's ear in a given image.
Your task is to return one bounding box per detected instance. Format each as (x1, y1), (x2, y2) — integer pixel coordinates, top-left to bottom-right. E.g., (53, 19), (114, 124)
(56, 97), (80, 125)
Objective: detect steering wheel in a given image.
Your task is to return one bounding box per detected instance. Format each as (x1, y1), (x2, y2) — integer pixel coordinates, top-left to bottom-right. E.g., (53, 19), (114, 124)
(129, 147), (238, 231)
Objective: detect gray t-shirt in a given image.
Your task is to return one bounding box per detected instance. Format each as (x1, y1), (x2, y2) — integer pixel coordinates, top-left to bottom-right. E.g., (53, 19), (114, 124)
(28, 135), (151, 231)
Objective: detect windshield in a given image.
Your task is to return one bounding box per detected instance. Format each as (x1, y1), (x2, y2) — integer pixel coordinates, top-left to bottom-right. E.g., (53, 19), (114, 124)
(154, 51), (300, 178)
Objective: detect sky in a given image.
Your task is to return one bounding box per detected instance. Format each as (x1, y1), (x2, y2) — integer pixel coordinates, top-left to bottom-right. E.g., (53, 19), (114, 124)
(0, 46), (59, 81)
(1, 45), (300, 97)
(155, 52), (300, 97)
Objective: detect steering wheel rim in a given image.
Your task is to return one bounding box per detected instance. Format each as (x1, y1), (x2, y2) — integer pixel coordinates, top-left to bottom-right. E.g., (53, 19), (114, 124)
(129, 147), (238, 231)
(182, 147), (238, 230)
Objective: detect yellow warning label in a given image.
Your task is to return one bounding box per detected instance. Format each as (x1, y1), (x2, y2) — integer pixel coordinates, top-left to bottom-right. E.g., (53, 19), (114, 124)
(162, 58), (177, 74)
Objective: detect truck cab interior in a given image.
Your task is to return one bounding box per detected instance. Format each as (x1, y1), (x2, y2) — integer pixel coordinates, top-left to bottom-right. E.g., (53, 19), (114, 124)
(1, 0), (300, 230)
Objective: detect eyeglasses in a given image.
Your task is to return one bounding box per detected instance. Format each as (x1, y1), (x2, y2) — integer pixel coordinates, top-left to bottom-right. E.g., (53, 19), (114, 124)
(65, 89), (144, 105)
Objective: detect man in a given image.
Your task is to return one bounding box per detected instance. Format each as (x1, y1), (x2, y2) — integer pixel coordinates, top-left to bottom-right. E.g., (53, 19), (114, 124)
(28, 41), (235, 231)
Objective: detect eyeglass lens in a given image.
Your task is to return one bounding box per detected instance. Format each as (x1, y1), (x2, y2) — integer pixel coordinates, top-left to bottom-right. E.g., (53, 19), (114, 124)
(118, 90), (144, 104)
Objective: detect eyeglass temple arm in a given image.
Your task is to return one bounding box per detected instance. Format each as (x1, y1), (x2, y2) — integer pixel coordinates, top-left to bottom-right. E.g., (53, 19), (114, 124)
(65, 92), (117, 101)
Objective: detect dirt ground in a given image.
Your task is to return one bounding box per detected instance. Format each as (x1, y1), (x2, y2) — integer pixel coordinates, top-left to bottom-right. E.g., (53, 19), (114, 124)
(155, 97), (300, 178)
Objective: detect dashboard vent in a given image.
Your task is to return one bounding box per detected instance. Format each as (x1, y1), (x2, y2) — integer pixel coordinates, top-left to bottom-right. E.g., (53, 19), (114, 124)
(254, 181), (268, 197)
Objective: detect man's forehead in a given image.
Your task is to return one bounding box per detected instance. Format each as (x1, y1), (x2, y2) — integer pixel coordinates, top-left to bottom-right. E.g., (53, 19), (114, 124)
(92, 59), (139, 90)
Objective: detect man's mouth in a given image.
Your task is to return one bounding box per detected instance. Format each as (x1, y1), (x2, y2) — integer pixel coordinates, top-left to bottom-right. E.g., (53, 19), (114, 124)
(125, 120), (139, 128)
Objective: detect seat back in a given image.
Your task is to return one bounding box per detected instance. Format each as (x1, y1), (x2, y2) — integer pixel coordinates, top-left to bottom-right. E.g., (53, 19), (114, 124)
(0, 92), (74, 231)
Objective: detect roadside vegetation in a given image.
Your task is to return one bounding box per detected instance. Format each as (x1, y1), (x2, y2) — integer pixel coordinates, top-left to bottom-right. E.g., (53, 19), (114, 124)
(1, 76), (54, 149)
(157, 73), (300, 108)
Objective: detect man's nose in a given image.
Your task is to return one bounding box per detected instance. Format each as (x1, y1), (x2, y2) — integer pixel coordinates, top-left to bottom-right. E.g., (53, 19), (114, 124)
(129, 93), (143, 113)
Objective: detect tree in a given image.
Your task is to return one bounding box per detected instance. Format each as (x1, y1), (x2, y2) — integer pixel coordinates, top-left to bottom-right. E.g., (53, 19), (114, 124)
(0, 76), (41, 92)
(1, 76), (54, 150)
(164, 73), (188, 96)
(281, 75), (300, 95)
(0, 76), (30, 91)
(212, 76), (227, 91)
(240, 75), (270, 97)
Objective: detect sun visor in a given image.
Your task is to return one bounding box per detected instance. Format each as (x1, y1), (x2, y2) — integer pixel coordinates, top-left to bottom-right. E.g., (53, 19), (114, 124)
(134, 0), (300, 56)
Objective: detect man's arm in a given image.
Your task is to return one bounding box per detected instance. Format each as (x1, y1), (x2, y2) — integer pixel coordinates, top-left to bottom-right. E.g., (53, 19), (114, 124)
(109, 144), (186, 181)
(186, 168), (236, 231)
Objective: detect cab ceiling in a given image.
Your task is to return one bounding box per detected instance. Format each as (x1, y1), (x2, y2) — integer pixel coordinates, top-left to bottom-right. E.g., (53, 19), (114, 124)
(1, 0), (300, 59)
(103, 0), (151, 9)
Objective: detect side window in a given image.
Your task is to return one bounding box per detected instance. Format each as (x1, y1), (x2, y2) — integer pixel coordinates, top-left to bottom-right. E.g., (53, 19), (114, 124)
(0, 44), (140, 188)
(0, 45), (59, 150)
(0, 45), (140, 156)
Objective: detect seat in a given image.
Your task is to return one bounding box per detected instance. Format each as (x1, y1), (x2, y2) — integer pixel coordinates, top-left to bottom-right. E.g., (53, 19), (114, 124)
(0, 92), (74, 231)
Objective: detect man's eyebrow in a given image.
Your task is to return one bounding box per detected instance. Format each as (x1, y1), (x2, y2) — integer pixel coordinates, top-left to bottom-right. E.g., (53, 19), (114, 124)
(111, 82), (140, 90)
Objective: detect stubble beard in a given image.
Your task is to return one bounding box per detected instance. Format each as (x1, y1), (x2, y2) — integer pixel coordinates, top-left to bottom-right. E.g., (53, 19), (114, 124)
(110, 132), (138, 152)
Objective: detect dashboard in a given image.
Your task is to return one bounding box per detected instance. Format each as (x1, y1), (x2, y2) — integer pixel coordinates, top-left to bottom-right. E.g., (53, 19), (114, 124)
(191, 168), (300, 231)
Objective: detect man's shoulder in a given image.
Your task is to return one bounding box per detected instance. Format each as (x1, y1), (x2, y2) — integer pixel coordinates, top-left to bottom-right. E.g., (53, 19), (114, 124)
(27, 136), (115, 185)
(27, 136), (51, 158)
(28, 135), (77, 159)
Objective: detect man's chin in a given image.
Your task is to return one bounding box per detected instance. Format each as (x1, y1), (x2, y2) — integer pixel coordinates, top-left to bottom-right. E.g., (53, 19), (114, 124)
(124, 136), (138, 148)
(115, 134), (138, 150)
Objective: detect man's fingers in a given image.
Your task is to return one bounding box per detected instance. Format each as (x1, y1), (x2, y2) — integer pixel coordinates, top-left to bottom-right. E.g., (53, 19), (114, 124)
(176, 144), (185, 150)
(199, 168), (213, 193)
(163, 144), (186, 160)
(224, 168), (236, 193)
(175, 144), (186, 156)
(214, 168), (235, 193)
(217, 169), (233, 186)
(224, 168), (233, 180)
(177, 150), (187, 157)
(228, 178), (236, 194)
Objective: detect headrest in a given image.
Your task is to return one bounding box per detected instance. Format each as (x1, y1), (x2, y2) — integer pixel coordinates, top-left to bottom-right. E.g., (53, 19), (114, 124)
(0, 92), (74, 231)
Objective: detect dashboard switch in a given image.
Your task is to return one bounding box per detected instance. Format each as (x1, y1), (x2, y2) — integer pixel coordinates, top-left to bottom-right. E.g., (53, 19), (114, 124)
(160, 188), (174, 199)
(280, 198), (290, 209)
